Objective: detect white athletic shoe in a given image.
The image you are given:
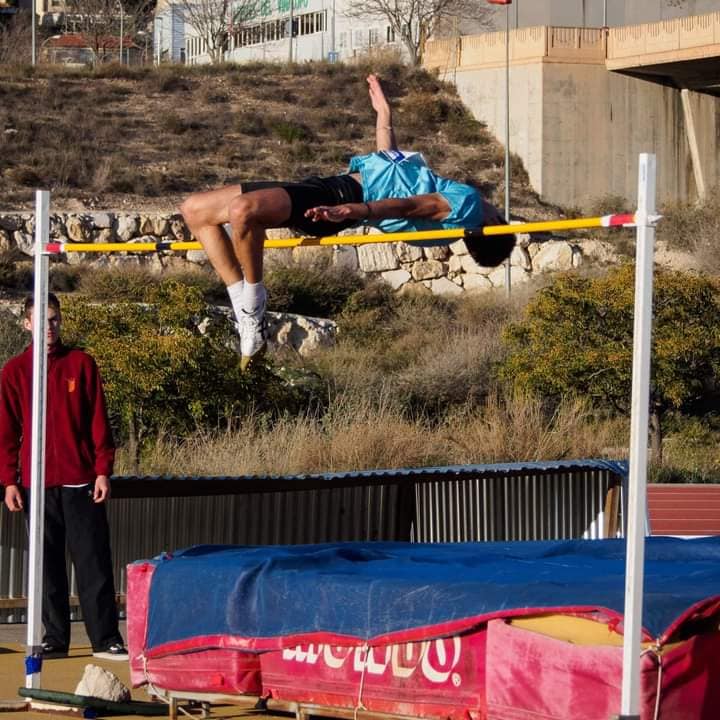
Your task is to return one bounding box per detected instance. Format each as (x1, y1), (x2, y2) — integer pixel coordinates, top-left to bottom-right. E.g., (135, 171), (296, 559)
(92, 643), (128, 661)
(239, 304), (268, 371)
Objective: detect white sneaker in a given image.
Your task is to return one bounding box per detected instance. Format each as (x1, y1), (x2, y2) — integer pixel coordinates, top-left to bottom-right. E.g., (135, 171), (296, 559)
(92, 643), (128, 661)
(239, 305), (268, 370)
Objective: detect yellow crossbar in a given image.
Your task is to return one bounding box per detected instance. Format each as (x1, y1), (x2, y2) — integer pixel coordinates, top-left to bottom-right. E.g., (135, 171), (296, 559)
(47, 214), (643, 254)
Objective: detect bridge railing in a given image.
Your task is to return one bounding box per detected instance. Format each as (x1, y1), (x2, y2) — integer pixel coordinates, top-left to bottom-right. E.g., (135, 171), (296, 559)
(424, 12), (720, 72)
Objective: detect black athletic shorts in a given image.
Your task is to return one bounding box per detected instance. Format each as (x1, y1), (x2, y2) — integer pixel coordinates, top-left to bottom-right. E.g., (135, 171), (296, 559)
(240, 174), (364, 237)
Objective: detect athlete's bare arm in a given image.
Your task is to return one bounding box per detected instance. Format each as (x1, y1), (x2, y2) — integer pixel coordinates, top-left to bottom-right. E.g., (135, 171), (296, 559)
(367, 74), (398, 153)
(305, 193), (451, 224)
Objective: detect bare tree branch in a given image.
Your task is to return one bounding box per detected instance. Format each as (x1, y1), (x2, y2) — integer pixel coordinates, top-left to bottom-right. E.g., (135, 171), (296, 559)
(343, 0), (492, 65)
(174, 0), (257, 64)
(0, 11), (32, 65)
(66, 0), (154, 66)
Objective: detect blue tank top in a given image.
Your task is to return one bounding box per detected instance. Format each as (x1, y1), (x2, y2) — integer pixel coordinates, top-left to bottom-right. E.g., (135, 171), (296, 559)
(348, 151), (484, 239)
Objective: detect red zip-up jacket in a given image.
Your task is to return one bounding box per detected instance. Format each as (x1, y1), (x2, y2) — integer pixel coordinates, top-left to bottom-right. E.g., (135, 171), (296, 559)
(0, 343), (115, 489)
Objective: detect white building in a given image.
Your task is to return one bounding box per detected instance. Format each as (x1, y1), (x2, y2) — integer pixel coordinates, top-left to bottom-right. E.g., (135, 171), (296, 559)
(156, 0), (402, 66)
(154, 0), (186, 63)
(160, 0), (720, 67)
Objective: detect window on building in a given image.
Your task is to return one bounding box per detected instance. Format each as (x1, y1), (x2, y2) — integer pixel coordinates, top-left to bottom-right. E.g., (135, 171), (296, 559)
(369, 27), (379, 46)
(354, 29), (365, 46)
(386, 25), (395, 42)
(338, 31), (347, 48)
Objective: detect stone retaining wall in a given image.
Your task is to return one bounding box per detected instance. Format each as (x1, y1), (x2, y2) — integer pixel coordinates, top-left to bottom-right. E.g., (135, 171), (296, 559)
(0, 212), (622, 295)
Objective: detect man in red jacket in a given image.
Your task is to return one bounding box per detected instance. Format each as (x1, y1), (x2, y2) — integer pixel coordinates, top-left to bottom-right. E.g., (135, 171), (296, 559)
(0, 293), (127, 661)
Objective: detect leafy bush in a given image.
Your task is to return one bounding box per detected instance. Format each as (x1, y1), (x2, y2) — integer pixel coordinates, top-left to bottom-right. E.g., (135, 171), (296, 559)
(49, 263), (84, 292)
(0, 252), (32, 291)
(501, 266), (720, 459)
(0, 308), (27, 367)
(78, 265), (159, 301)
(234, 110), (266, 136)
(265, 256), (364, 317)
(654, 416), (720, 483)
(312, 287), (521, 419)
(60, 282), (291, 472)
(270, 119), (315, 144)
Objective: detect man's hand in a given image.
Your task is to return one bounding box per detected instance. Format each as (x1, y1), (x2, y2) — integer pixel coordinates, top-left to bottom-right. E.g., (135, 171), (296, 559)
(93, 475), (111, 503)
(305, 203), (368, 224)
(3, 485), (23, 512)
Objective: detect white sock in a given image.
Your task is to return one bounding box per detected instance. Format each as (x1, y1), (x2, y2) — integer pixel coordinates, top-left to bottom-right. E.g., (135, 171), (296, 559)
(241, 281), (266, 315)
(227, 280), (245, 322)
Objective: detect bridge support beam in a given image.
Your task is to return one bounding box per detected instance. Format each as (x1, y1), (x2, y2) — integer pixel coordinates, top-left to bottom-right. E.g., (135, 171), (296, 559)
(680, 89), (707, 202)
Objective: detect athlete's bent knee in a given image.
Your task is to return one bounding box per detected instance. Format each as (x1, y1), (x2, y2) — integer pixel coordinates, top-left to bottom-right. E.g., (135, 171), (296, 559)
(228, 196), (261, 231)
(179, 194), (204, 226)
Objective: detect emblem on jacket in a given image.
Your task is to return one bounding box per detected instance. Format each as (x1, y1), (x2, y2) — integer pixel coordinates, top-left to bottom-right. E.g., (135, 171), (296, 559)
(67, 378), (76, 393)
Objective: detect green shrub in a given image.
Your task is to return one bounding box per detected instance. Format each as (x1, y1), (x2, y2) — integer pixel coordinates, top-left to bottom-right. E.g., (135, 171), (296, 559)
(501, 266), (720, 461)
(234, 110), (266, 136)
(587, 193), (635, 255)
(91, 63), (148, 81)
(265, 257), (364, 317)
(0, 253), (32, 291)
(78, 265), (159, 301)
(657, 417), (720, 483)
(60, 282), (293, 472)
(0, 309), (27, 367)
(202, 88), (230, 104)
(270, 119), (315, 144)
(49, 263), (84, 292)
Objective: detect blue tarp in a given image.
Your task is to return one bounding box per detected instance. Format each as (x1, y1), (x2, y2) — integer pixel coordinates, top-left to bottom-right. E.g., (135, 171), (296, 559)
(143, 537), (720, 651)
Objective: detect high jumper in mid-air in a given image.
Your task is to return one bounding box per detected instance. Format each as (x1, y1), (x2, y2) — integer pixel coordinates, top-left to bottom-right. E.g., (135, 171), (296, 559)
(180, 73), (513, 369)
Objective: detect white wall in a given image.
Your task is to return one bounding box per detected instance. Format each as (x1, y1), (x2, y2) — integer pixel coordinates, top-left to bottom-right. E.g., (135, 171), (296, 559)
(486, 0), (720, 30)
(450, 59), (720, 209)
(183, 0), (405, 65)
(155, 6), (185, 63)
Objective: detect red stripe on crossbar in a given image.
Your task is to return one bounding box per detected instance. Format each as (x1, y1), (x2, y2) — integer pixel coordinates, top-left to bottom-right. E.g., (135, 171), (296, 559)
(45, 243), (63, 254)
(607, 213), (636, 227)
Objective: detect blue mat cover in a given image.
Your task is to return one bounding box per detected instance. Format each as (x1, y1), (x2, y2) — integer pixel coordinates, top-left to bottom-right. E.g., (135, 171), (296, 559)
(142, 537), (720, 653)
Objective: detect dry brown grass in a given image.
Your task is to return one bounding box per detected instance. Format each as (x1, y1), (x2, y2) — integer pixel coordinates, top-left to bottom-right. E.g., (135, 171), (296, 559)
(658, 187), (720, 272)
(124, 390), (627, 476)
(445, 393), (628, 464)
(311, 281), (544, 415)
(0, 61), (540, 217)
(129, 394), (442, 476)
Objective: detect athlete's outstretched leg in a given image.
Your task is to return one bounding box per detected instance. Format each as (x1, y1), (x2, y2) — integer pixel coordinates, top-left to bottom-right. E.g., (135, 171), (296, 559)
(180, 185), (292, 369)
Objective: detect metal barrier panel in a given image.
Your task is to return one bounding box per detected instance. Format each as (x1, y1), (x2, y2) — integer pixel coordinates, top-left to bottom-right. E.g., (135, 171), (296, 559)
(0, 508), (28, 623)
(412, 468), (618, 542)
(0, 483), (410, 623)
(106, 483), (411, 600)
(0, 462), (624, 623)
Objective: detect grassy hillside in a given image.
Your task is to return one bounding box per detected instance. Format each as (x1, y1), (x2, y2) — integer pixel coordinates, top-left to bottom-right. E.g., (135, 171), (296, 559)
(0, 60), (548, 217)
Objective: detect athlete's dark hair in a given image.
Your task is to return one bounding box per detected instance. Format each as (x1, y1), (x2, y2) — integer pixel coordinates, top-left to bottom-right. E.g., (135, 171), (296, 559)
(464, 233), (516, 268)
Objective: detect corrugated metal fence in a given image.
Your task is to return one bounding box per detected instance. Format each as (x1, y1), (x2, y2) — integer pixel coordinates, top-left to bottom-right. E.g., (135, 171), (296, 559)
(0, 459), (627, 623)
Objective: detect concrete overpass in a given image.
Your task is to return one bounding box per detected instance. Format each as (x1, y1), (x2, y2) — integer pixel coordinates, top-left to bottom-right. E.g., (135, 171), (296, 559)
(425, 12), (720, 209)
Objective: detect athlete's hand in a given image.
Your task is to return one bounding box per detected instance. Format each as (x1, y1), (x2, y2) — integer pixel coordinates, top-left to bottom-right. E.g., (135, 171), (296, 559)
(367, 74), (391, 117)
(305, 204), (367, 223)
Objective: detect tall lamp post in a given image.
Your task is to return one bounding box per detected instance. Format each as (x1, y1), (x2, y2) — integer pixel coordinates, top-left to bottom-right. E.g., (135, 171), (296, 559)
(487, 0), (512, 296)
